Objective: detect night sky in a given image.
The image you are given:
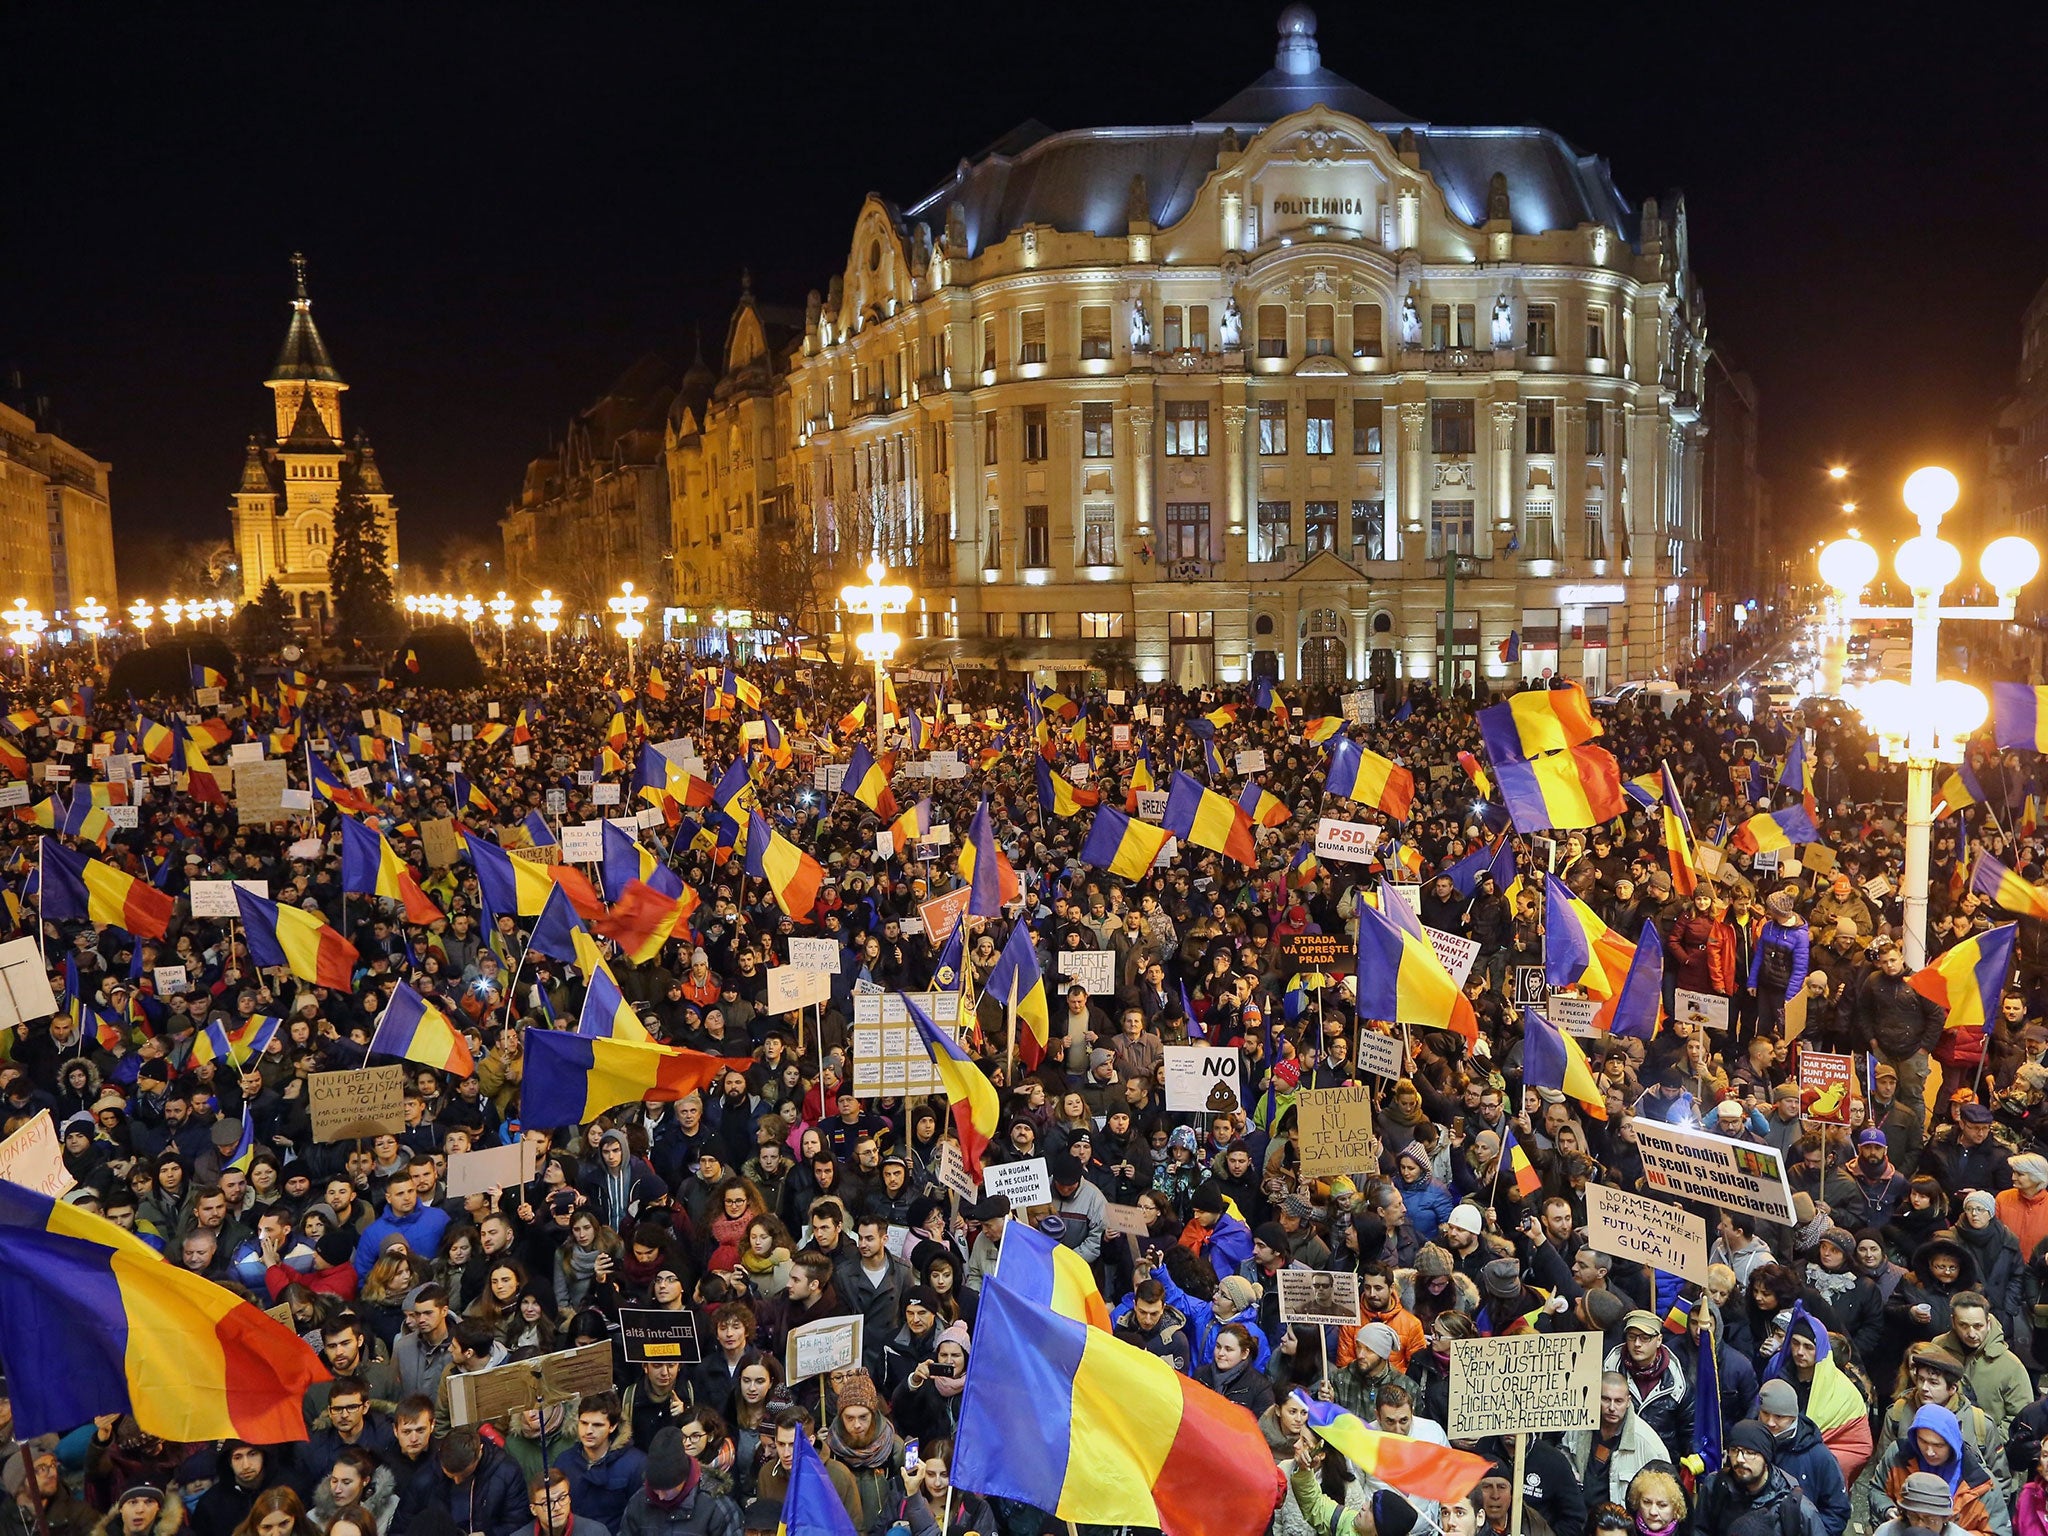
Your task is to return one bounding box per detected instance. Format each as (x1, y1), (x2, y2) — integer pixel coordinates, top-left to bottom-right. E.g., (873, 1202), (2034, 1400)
(8, 4), (2047, 584)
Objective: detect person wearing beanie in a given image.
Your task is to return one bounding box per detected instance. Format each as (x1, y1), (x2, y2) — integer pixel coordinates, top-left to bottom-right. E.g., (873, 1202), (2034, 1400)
(1049, 1147), (1108, 1262)
(1754, 1376), (1851, 1536)
(1807, 1225), (1884, 1370)
(1564, 1371), (1669, 1513)
(1391, 1143), (1454, 1245)
(1696, 1419), (1827, 1536)
(879, 1286), (947, 1399)
(1852, 1403), (2004, 1536)
(1328, 1317), (1417, 1424)
(1285, 1425), (1424, 1536)
(618, 1424), (740, 1536)
(1275, 1193), (1332, 1270)
(891, 1320), (972, 1444)
(822, 1370), (905, 1531)
(1185, 1179), (1256, 1275)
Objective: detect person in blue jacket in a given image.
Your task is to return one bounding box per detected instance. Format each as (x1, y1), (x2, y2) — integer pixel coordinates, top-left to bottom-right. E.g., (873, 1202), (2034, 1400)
(1392, 1144), (1454, 1244)
(1750, 891), (1810, 1037)
(1112, 1253), (1272, 1373)
(1187, 1181), (1255, 1274)
(352, 1163), (451, 1279)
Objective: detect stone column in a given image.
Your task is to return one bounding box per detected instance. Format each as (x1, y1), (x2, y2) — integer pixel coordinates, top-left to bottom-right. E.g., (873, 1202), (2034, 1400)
(1222, 402), (1248, 542)
(1489, 399), (1518, 554)
(1127, 403), (1155, 537)
(1562, 402), (1587, 569)
(1398, 401), (1428, 555)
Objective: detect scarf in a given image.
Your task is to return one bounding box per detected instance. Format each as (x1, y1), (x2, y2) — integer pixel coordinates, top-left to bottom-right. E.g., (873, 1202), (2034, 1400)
(932, 1363), (968, 1400)
(826, 1417), (897, 1470)
(741, 1244), (787, 1276)
(644, 1459), (702, 1511)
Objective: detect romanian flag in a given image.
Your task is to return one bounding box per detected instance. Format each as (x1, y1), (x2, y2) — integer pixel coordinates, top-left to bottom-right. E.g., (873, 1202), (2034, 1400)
(903, 992), (999, 1180)
(1494, 743), (1626, 832)
(1444, 834), (1515, 899)
(1935, 761), (1987, 819)
(605, 712), (628, 752)
(745, 809), (823, 920)
(191, 665), (226, 690)
(645, 667), (668, 703)
(1731, 803), (1819, 854)
(136, 718), (175, 763)
(1971, 850), (2048, 921)
(986, 918), (1050, 1068)
(339, 816), (442, 924)
(1522, 1005), (1607, 1118)
(1543, 874), (1636, 999)
(1503, 1127), (1542, 1198)
(889, 796), (932, 856)
(578, 967), (653, 1043)
(1660, 762), (1698, 896)
(39, 839), (173, 939)
(1767, 1302), (1866, 1447)
(0, 737), (25, 780)
(840, 744), (898, 819)
(452, 772), (498, 818)
(368, 982), (474, 1076)
(511, 708), (533, 745)
(1082, 806), (1172, 881)
(1288, 842), (1320, 888)
(836, 699), (867, 736)
(189, 1016), (282, 1070)
(4, 708), (39, 733)
(1035, 759), (1099, 818)
(1237, 778), (1290, 829)
(1780, 736), (1817, 814)
(961, 796), (1020, 915)
(1124, 752), (1156, 814)
(592, 879), (698, 964)
(1993, 682), (2048, 753)
(474, 722), (507, 748)
(759, 716), (792, 771)
(984, 1219), (1109, 1329)
(0, 1181), (328, 1441)
(1325, 738), (1415, 819)
(1909, 923), (2017, 1030)
(600, 819), (683, 903)
(1607, 921), (1666, 1041)
(780, 1428), (859, 1536)
(309, 753), (373, 814)
(1355, 899), (1477, 1043)
(233, 887), (358, 991)
(951, 1223), (1282, 1536)
(1296, 1394), (1489, 1503)
(526, 883), (584, 965)
(1476, 683), (1601, 763)
(468, 833), (554, 918)
(1457, 749), (1494, 800)
(518, 1027), (749, 1127)
(1162, 771), (1257, 865)
(1302, 717), (1343, 747)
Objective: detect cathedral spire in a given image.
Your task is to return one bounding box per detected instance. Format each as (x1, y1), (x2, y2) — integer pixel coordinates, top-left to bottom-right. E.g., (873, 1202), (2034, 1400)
(269, 252), (344, 386)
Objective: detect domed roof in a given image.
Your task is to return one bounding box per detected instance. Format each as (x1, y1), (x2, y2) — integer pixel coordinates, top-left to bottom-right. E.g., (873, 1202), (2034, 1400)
(1202, 6), (1416, 126)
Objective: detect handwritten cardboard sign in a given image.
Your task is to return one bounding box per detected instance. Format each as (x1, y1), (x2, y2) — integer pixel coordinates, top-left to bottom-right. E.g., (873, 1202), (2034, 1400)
(1296, 1085), (1375, 1176)
(308, 1065), (407, 1142)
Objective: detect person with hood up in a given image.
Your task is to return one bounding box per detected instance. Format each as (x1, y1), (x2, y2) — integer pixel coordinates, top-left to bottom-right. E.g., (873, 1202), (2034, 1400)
(1751, 891), (1812, 1036)
(1933, 1293), (2032, 1436)
(618, 1426), (741, 1536)
(1872, 1345), (2009, 1489)
(1604, 1311), (1694, 1460)
(1178, 1182), (1255, 1278)
(189, 1445), (283, 1536)
(1391, 1144), (1453, 1245)
(579, 1128), (669, 1234)
(1695, 1419), (1830, 1536)
(309, 1448), (397, 1536)
(1851, 1404), (2010, 1536)
(1757, 1378), (1852, 1536)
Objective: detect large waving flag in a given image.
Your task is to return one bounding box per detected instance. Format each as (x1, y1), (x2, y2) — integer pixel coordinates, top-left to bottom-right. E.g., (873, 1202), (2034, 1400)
(1355, 899), (1477, 1043)
(994, 1218), (1112, 1329)
(1444, 835), (1513, 899)
(952, 1222), (1283, 1536)
(1971, 850), (2048, 921)
(527, 882), (585, 964)
(1494, 743), (1626, 832)
(233, 887), (358, 990)
(1909, 923), (2017, 1030)
(369, 982), (474, 1076)
(1606, 922), (1666, 1041)
(339, 816), (442, 924)
(1993, 682), (2048, 753)
(1543, 874), (1636, 998)
(1477, 683), (1601, 763)
(1324, 738), (1415, 820)
(1237, 778), (1290, 830)
(745, 809), (823, 920)
(889, 796), (932, 856)
(839, 744), (898, 819)
(591, 878), (698, 963)
(468, 833), (554, 918)
(189, 1015), (282, 1070)
(519, 1027), (748, 1128)
(601, 819), (683, 903)
(1935, 761), (1986, 819)
(1035, 759), (1099, 818)
(986, 918), (1051, 1069)
(1659, 763), (1698, 896)
(779, 1425), (860, 1536)
(1521, 1005), (1607, 1119)
(1162, 771), (1257, 865)
(903, 992), (999, 1180)
(38, 839), (173, 939)
(0, 1181), (328, 1440)
(961, 796), (1020, 915)
(577, 967), (653, 1043)
(1731, 803), (1819, 854)
(1081, 805), (1172, 881)
(1295, 1393), (1489, 1503)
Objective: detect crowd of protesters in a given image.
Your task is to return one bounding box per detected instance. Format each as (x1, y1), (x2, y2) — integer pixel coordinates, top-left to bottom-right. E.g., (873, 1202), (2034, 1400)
(8, 613), (2048, 1536)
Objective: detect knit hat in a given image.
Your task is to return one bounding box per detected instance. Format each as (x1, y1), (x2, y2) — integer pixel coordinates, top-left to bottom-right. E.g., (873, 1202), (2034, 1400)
(1725, 1419), (1776, 1460)
(1481, 1258), (1522, 1299)
(833, 1370), (880, 1415)
(1254, 1222), (1292, 1253)
(1964, 1190), (1998, 1219)
(1766, 891), (1797, 921)
(1583, 1288), (1627, 1331)
(116, 1484), (165, 1509)
(1818, 1227), (1856, 1257)
(904, 1287), (945, 1318)
(1355, 1322), (1401, 1363)
(1899, 1472), (1956, 1519)
(1445, 1204), (1483, 1235)
(2014, 1153), (2048, 1187)
(644, 1427), (692, 1491)
(315, 1227), (357, 1268)
(935, 1321), (972, 1355)
(1214, 1275), (1261, 1317)
(1414, 1245), (1452, 1279)
(1090, 1048), (1114, 1071)
(1372, 1492), (1419, 1536)
(1756, 1379), (1799, 1417)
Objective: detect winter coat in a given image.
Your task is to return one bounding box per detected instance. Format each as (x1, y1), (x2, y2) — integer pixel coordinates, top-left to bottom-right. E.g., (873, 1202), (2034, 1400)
(310, 1463), (399, 1535)
(1857, 972), (1947, 1062)
(1751, 917), (1811, 998)
(1695, 1465), (1829, 1536)
(1564, 1411), (1668, 1509)
(553, 1443), (649, 1531)
(1601, 1340), (1694, 1459)
(1193, 1355), (1275, 1416)
(617, 1476), (743, 1536)
(398, 1441), (530, 1536)
(1934, 1315), (2035, 1435)
(1767, 1414), (1852, 1536)
(1952, 1223), (2027, 1339)
(1803, 1263), (1885, 1369)
(1851, 1414), (2010, 1536)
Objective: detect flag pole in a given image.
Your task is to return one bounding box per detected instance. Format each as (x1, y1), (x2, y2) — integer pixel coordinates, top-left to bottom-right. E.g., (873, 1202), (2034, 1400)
(1005, 971), (1017, 1087)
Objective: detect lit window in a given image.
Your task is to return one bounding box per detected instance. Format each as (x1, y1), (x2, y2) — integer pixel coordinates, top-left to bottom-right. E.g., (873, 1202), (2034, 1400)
(1164, 402), (1208, 457)
(1081, 403), (1114, 458)
(1526, 304), (1557, 357)
(1258, 402), (1288, 455)
(1081, 612), (1125, 638)
(1256, 502), (1291, 562)
(1305, 400), (1335, 456)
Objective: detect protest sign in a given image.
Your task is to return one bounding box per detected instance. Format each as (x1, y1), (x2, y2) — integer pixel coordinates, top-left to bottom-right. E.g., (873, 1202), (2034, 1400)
(620, 1309), (703, 1365)
(1111, 725), (1132, 749)
(1798, 1049), (1855, 1123)
(1673, 988), (1730, 1032)
(561, 823), (604, 863)
(1630, 1117), (1796, 1224)
(785, 1315), (863, 1384)
(1341, 690), (1375, 724)
(1424, 927), (1479, 988)
(1234, 749), (1267, 775)
(308, 1065), (407, 1142)
(107, 805), (139, 829)
(1162, 1045), (1242, 1113)
(231, 760), (290, 824)
(933, 1140), (978, 1202)
(153, 965), (189, 996)
(788, 936), (841, 972)
(1057, 949), (1116, 996)
(1448, 1333), (1602, 1438)
(1548, 995), (1600, 1038)
(280, 787), (313, 811)
(767, 966), (832, 1014)
(917, 886), (972, 947)
(849, 991), (963, 1097)
(1584, 1183), (1708, 1283)
(1315, 817), (1381, 865)
(1296, 1085), (1375, 1176)
(1103, 1203), (1151, 1239)
(0, 1111), (71, 1197)
(1351, 1030), (1403, 1080)
(1277, 1270), (1362, 1327)
(188, 881), (242, 919)
(445, 1141), (539, 1200)
(1280, 934), (1351, 972)
(229, 742), (264, 765)
(982, 1157), (1052, 1208)
(0, 784), (25, 808)
(420, 817), (462, 869)
(1136, 791), (1170, 823)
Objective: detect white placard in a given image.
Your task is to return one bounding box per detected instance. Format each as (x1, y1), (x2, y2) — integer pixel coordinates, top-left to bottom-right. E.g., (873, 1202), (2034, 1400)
(982, 1157), (1052, 1209)
(487, 703), (501, 720)
(1352, 1029), (1403, 1079)
(593, 783), (621, 806)
(1162, 1044), (1243, 1113)
(444, 1140), (539, 1200)
(1448, 1333), (1603, 1439)
(1629, 1117), (1797, 1225)
(1136, 791), (1171, 823)
(280, 787), (313, 811)
(194, 687), (221, 708)
(1673, 987), (1730, 1031)
(1276, 1269), (1362, 1326)
(153, 965), (189, 996)
(0, 783), (28, 808)
(635, 806), (665, 829)
(1584, 1182), (1709, 1284)
(561, 823), (604, 863)
(788, 937), (841, 973)
(188, 880), (242, 918)
(1423, 926), (1479, 988)
(512, 745), (532, 766)
(0, 938), (57, 1026)
(813, 764), (848, 793)
(346, 767), (373, 788)
(928, 750), (959, 775)
(875, 831), (895, 859)
(767, 966), (833, 1013)
(785, 1314), (864, 1385)
(933, 1140), (978, 1201)
(1057, 949), (1116, 996)
(106, 805), (139, 829)
(1107, 690), (1127, 705)
(1315, 816), (1382, 864)
(229, 742), (264, 765)
(1548, 995), (1601, 1037)
(1234, 749), (1267, 775)
(0, 1110), (71, 1197)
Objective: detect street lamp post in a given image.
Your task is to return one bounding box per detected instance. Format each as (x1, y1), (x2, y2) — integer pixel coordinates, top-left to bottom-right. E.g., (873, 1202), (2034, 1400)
(7, 601), (46, 682)
(127, 599), (154, 644)
(75, 597), (106, 666)
(488, 592), (515, 664)
(531, 589), (563, 673)
(459, 594), (483, 638)
(840, 559), (912, 735)
(608, 581), (649, 683)
(1819, 465), (2042, 965)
